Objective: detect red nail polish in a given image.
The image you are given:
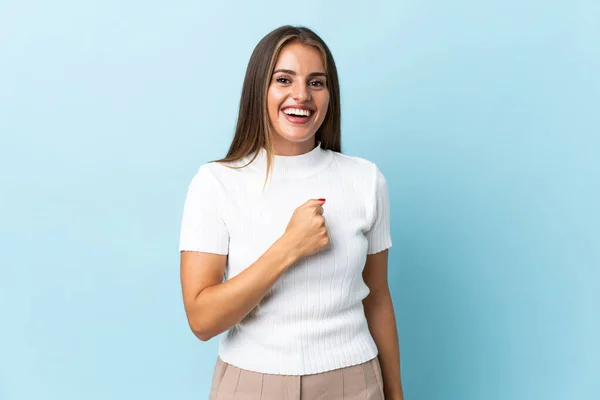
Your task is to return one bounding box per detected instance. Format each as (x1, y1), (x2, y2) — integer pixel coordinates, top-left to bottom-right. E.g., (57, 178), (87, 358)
(318, 198), (326, 202)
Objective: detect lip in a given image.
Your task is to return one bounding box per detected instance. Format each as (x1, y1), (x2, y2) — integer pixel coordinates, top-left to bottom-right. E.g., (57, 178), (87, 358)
(280, 109), (314, 125)
(280, 105), (315, 112)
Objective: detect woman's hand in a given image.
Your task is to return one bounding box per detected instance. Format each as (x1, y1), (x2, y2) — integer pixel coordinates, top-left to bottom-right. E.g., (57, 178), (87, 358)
(281, 198), (329, 260)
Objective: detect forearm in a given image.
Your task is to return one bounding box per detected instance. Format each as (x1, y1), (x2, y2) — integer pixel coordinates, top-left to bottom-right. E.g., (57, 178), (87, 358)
(363, 291), (404, 400)
(192, 236), (298, 340)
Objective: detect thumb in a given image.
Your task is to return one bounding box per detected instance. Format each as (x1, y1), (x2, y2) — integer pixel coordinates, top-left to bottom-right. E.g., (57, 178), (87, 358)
(307, 198), (326, 207)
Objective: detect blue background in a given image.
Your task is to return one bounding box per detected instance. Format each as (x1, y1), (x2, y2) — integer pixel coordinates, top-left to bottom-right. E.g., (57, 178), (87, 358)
(1, 1), (598, 399)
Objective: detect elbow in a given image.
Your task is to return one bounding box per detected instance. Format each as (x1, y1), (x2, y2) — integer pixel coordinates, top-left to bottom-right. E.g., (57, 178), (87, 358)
(186, 294), (224, 342)
(190, 325), (214, 342)
(193, 331), (213, 342)
(188, 317), (216, 342)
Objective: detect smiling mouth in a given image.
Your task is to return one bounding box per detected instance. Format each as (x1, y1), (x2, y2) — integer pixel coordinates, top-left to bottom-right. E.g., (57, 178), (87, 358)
(283, 108), (313, 117)
(281, 108), (314, 124)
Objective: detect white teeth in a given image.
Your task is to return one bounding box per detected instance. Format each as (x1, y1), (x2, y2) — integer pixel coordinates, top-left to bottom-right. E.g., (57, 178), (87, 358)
(283, 108), (312, 117)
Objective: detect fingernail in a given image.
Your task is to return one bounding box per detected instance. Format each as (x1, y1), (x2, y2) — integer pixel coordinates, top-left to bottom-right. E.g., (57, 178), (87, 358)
(318, 198), (326, 202)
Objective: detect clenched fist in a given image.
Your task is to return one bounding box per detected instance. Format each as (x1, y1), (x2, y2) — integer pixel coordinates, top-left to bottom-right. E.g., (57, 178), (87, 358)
(281, 198), (330, 260)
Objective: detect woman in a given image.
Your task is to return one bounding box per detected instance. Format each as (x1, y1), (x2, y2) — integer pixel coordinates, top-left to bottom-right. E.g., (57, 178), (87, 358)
(179, 25), (404, 400)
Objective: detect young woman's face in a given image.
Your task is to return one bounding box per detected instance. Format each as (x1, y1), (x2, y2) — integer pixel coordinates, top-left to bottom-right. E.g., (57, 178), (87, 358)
(267, 42), (329, 146)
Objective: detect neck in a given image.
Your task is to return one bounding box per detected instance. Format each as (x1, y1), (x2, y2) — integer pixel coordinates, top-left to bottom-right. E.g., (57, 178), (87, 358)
(269, 136), (316, 156)
(244, 139), (333, 180)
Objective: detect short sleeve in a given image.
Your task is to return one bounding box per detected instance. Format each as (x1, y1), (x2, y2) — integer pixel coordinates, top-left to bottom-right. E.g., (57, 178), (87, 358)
(365, 165), (393, 255)
(178, 165), (229, 254)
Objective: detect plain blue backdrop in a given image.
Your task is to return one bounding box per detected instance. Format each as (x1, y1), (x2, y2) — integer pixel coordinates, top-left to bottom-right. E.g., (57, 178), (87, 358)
(1, 1), (598, 399)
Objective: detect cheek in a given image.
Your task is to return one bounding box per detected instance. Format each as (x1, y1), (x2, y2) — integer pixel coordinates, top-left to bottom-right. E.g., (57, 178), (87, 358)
(317, 93), (330, 120)
(267, 87), (285, 115)
(266, 90), (276, 115)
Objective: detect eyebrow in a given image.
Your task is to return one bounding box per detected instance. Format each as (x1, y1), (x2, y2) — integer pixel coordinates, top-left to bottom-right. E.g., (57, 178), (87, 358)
(272, 69), (326, 78)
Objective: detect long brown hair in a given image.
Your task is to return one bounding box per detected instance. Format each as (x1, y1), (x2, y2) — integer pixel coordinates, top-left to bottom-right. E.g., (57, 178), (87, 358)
(212, 25), (342, 186)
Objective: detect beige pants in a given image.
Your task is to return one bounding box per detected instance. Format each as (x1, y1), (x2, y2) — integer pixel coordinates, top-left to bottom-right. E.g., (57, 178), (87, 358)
(209, 356), (385, 400)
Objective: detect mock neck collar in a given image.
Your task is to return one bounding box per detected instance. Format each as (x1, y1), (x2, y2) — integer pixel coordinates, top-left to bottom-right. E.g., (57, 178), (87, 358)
(244, 140), (334, 180)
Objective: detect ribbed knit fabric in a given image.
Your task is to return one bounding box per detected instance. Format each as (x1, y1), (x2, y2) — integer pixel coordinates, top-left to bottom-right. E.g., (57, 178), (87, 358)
(179, 141), (392, 375)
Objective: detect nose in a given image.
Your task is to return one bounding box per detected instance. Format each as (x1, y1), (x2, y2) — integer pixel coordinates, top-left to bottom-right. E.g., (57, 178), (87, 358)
(291, 81), (311, 102)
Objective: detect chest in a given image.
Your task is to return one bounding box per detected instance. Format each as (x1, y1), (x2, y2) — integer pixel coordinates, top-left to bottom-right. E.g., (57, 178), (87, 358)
(220, 176), (371, 275)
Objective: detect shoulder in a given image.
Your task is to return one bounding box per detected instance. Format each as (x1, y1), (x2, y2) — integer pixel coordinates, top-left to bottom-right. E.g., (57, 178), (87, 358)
(182, 163), (225, 197)
(332, 151), (373, 167)
(331, 151), (384, 181)
(189, 159), (245, 185)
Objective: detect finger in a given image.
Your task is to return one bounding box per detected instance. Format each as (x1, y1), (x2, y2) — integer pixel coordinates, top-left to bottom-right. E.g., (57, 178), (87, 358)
(316, 206), (324, 215)
(307, 198), (326, 207)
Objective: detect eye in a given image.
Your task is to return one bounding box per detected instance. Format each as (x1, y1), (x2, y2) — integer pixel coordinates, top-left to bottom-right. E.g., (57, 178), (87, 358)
(309, 80), (325, 87)
(276, 76), (290, 84)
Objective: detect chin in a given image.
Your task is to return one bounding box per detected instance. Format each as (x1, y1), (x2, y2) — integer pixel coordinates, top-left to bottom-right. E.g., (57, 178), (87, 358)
(276, 129), (316, 143)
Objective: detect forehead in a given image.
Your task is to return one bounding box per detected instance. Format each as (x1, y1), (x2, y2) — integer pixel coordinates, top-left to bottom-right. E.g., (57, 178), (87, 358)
(274, 42), (325, 73)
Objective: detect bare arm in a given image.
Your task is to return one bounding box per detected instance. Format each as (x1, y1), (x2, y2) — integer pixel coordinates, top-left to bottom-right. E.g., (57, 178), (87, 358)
(362, 249), (404, 400)
(180, 198), (328, 341)
(180, 236), (298, 341)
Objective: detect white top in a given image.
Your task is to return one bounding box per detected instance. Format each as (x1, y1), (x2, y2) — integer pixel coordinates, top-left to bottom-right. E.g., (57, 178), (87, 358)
(179, 141), (392, 375)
